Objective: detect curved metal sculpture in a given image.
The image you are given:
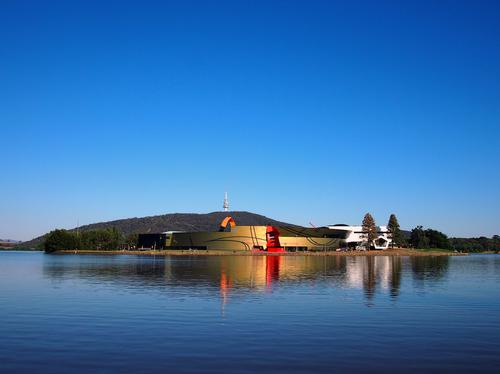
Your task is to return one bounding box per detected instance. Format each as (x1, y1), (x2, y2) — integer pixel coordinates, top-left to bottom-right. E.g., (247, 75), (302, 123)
(219, 216), (236, 232)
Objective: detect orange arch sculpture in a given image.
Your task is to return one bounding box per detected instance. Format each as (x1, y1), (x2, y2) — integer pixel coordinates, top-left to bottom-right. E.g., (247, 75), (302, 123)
(219, 216), (236, 232)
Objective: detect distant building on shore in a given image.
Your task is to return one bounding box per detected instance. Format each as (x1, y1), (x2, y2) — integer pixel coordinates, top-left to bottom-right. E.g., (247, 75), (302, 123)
(327, 224), (391, 250)
(137, 216), (346, 252)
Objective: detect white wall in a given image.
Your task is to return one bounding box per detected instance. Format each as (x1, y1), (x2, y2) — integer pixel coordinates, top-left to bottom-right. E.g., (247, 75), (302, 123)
(328, 224), (392, 250)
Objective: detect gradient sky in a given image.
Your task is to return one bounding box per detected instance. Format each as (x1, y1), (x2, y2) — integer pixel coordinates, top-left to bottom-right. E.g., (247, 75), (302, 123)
(1, 0), (499, 241)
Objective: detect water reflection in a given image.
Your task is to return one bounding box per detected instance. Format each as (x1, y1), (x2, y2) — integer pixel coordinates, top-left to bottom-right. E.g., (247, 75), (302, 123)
(344, 256), (403, 300)
(43, 254), (450, 302)
(411, 256), (450, 281)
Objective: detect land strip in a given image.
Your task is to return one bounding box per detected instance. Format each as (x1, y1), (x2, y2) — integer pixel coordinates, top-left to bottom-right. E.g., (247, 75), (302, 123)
(55, 248), (467, 256)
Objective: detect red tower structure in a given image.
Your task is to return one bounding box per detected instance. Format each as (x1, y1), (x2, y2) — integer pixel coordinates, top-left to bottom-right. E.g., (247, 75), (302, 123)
(266, 226), (285, 252)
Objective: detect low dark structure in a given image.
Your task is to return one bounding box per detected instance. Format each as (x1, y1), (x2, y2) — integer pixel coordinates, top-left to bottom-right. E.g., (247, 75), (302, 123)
(137, 233), (168, 249)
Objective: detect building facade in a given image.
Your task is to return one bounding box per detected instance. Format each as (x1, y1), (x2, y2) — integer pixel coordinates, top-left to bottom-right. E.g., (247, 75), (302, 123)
(137, 217), (347, 252)
(327, 224), (392, 250)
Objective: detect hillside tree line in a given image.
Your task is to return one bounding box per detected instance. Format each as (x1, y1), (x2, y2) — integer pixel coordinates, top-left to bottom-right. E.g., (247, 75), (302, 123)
(450, 235), (500, 252)
(44, 228), (138, 253)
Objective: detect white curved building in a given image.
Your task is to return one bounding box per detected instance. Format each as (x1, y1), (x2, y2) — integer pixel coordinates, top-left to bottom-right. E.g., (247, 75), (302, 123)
(327, 224), (391, 250)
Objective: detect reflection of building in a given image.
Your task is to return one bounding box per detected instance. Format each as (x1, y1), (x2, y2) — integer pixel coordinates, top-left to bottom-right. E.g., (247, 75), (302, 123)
(216, 256), (342, 291)
(217, 256), (283, 291)
(217, 255), (404, 304)
(345, 256), (402, 298)
(328, 224), (391, 250)
(42, 254), (451, 309)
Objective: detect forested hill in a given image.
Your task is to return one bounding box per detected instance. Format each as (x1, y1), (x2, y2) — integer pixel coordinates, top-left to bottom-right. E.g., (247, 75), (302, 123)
(18, 211), (296, 249)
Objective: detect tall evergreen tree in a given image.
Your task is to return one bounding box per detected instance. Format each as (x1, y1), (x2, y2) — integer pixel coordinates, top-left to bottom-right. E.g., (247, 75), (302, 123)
(362, 213), (377, 250)
(387, 214), (402, 248)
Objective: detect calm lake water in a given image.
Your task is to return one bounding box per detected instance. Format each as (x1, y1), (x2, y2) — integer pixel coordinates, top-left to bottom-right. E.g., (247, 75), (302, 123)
(1, 252), (499, 373)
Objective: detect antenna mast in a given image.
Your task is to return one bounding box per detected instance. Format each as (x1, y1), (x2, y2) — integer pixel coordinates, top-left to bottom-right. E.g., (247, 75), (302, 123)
(223, 192), (229, 212)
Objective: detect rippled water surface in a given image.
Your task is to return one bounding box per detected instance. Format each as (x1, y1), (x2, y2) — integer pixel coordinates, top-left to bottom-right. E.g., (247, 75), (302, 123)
(1, 252), (500, 373)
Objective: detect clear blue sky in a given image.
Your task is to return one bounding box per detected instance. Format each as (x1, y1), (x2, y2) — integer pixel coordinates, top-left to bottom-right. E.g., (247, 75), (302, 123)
(1, 0), (499, 241)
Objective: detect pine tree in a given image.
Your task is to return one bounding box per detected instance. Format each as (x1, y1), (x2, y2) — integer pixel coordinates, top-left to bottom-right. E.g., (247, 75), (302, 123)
(362, 213), (377, 250)
(387, 214), (402, 248)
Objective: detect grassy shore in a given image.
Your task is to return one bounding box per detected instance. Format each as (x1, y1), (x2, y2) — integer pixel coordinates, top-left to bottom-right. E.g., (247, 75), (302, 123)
(55, 248), (467, 257)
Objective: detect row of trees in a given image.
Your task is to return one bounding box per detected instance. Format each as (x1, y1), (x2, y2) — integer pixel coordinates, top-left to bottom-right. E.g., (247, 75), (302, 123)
(361, 213), (453, 250)
(409, 226), (451, 249)
(44, 228), (138, 253)
(409, 229), (500, 252)
(362, 213), (499, 251)
(450, 236), (500, 252)
(361, 213), (406, 248)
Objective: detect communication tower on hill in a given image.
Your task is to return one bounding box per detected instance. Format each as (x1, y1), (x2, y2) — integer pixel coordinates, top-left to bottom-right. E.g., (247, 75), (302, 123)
(223, 192), (229, 212)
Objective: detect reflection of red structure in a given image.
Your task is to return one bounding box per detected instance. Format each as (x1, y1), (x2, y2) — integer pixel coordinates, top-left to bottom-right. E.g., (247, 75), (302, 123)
(266, 255), (281, 288)
(220, 268), (232, 315)
(220, 270), (232, 294)
(266, 226), (285, 252)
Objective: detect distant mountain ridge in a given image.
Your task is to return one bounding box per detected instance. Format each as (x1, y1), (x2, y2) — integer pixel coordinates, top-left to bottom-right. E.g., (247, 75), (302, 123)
(0, 239), (22, 249)
(18, 211), (297, 249)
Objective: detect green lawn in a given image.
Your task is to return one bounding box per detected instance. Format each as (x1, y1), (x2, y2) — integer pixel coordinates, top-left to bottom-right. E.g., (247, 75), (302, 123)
(414, 248), (454, 253)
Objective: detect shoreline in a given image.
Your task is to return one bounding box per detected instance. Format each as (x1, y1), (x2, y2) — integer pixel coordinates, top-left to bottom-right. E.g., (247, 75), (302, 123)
(53, 248), (469, 257)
